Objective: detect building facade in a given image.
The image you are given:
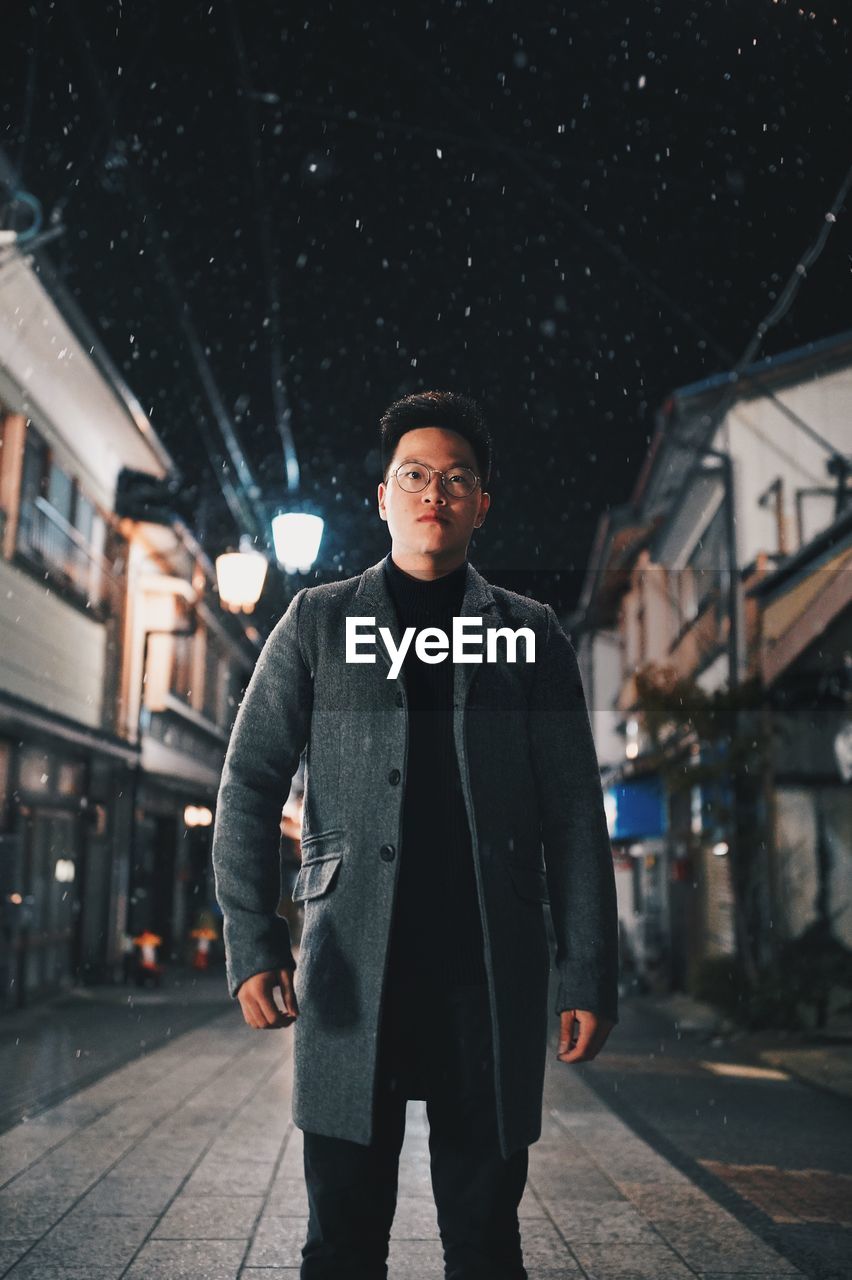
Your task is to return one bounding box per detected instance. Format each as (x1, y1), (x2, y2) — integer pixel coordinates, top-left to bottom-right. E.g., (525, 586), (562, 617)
(0, 246), (257, 1008)
(573, 333), (852, 994)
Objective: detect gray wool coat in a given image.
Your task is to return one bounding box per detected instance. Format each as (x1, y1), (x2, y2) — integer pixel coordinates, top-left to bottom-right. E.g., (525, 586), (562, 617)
(212, 556), (618, 1158)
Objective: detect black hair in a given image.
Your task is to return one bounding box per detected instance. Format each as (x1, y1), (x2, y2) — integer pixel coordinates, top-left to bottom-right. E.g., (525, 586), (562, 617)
(379, 390), (493, 486)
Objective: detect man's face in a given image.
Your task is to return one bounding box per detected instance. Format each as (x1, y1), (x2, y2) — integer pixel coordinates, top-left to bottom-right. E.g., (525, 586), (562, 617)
(377, 427), (490, 565)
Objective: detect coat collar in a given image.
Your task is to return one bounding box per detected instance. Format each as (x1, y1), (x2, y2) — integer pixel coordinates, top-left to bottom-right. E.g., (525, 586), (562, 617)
(354, 554), (497, 699)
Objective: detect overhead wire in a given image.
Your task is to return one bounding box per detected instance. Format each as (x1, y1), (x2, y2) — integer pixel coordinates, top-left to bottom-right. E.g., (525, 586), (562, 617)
(377, 27), (848, 466)
(653, 161), (852, 519)
(8, 5), (39, 188)
(225, 0), (300, 494)
(60, 1), (269, 544)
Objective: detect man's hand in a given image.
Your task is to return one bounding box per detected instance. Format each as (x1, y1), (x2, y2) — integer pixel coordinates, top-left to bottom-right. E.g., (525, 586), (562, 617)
(237, 968), (299, 1030)
(557, 1008), (614, 1063)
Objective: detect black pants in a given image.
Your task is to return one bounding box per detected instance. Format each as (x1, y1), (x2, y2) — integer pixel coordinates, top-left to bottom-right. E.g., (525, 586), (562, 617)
(300, 981), (529, 1280)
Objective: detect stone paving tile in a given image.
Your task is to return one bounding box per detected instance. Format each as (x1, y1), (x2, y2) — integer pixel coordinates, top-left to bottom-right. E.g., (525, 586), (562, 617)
(617, 1180), (803, 1273)
(264, 1175), (309, 1217)
(667, 1236), (804, 1275)
(123, 1237), (246, 1280)
(9, 1212), (155, 1271)
(0, 1120), (79, 1183)
(518, 1185), (548, 1219)
(530, 1169), (626, 1202)
(545, 1198), (662, 1244)
(72, 1172), (186, 1216)
(184, 1155), (277, 1197)
(386, 1235), (447, 1276)
(5, 1265), (122, 1279)
(517, 1218), (583, 1271)
(0, 1188), (79, 1237)
(154, 1193), (265, 1240)
(618, 1181), (729, 1217)
(385, 1194), (439, 1238)
(396, 1160), (435, 1197)
(28, 1129), (134, 1174)
(243, 1215), (306, 1267)
(526, 1272), (586, 1280)
(700, 1158), (852, 1228)
(571, 1241), (698, 1278)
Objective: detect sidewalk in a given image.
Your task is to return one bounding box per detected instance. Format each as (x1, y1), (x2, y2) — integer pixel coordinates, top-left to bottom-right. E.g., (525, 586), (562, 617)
(0, 1006), (804, 1278)
(0, 968), (231, 1133)
(641, 991), (852, 1103)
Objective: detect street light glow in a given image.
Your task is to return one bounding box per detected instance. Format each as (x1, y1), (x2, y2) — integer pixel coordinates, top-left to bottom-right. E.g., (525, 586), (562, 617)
(185, 805), (214, 827)
(215, 540), (269, 613)
(272, 512), (324, 573)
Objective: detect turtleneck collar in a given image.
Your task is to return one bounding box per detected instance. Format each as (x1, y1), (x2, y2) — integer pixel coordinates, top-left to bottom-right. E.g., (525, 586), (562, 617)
(382, 551), (468, 608)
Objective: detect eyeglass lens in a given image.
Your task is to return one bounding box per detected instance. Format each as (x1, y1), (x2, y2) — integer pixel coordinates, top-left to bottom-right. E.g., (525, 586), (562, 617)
(396, 464), (476, 496)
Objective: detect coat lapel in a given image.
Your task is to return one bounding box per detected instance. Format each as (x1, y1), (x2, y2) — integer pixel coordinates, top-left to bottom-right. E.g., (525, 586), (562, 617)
(452, 559), (499, 709)
(353, 556), (407, 681)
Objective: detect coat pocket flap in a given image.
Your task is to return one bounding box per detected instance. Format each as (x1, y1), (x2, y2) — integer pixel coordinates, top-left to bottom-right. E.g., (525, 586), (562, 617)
(508, 862), (550, 904)
(300, 827), (345, 853)
(292, 855), (342, 902)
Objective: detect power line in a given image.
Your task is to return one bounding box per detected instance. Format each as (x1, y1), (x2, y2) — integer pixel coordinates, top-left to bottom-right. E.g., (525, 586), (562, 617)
(379, 28), (848, 462)
(226, 0), (300, 494)
(60, 1), (269, 545)
(653, 162), (852, 516)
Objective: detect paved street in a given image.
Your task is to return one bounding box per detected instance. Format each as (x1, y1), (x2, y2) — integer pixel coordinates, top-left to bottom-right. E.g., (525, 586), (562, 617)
(1, 980), (837, 1280)
(0, 971), (232, 1134)
(576, 998), (852, 1280)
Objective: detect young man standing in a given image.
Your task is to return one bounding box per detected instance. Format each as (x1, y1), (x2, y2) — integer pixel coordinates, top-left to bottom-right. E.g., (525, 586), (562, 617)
(212, 391), (618, 1280)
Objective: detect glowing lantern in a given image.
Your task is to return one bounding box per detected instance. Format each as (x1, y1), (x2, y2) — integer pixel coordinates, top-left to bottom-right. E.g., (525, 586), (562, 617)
(271, 512), (324, 573)
(215, 538), (269, 613)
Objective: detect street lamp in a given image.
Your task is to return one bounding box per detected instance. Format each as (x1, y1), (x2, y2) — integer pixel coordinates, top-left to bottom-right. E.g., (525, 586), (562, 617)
(271, 511), (324, 573)
(215, 535), (269, 613)
(184, 804), (213, 827)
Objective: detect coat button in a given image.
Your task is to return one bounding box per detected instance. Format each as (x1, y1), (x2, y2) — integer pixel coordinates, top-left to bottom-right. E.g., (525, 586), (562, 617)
(379, 843), (396, 862)
(388, 768), (401, 785)
(395, 691), (404, 707)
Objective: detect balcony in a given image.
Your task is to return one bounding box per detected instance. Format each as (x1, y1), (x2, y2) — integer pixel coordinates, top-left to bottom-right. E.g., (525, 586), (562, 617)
(15, 497), (123, 621)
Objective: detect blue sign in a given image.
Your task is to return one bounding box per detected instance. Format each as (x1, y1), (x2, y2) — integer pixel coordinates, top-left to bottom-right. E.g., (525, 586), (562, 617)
(605, 777), (666, 841)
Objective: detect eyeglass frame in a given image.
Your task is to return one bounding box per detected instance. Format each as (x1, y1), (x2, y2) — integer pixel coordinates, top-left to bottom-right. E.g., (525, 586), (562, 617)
(388, 459), (482, 497)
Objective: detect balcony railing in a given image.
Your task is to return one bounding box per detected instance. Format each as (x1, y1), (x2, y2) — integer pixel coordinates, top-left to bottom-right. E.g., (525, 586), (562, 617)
(15, 497), (122, 619)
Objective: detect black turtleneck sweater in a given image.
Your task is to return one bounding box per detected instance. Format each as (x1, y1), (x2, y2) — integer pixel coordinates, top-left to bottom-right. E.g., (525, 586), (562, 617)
(382, 552), (488, 992)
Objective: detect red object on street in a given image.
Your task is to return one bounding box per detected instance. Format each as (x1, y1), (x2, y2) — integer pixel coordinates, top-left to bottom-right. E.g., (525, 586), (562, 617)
(132, 930), (164, 985)
(190, 926), (217, 970)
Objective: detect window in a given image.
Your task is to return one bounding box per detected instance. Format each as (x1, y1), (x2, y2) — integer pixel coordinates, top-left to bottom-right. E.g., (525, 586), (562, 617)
(72, 491), (106, 603)
(16, 423), (113, 613)
(203, 631), (224, 725)
(169, 599), (195, 704)
(18, 425), (48, 519)
(18, 747), (51, 793)
(171, 634), (193, 703)
(687, 504), (727, 616)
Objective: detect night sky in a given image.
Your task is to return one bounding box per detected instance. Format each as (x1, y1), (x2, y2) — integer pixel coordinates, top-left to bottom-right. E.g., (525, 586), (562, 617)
(2, 0), (850, 624)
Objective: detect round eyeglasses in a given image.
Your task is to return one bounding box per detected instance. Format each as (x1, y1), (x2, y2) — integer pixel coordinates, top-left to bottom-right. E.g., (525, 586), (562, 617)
(391, 461), (480, 498)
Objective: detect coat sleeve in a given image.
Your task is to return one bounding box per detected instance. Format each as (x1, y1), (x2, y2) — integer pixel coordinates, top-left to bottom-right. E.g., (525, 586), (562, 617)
(212, 587), (313, 998)
(528, 604), (619, 1023)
